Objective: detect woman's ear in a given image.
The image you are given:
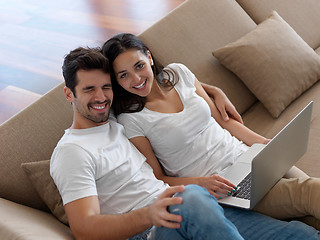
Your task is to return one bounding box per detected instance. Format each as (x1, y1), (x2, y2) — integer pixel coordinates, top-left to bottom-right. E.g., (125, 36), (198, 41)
(64, 86), (74, 103)
(147, 50), (154, 66)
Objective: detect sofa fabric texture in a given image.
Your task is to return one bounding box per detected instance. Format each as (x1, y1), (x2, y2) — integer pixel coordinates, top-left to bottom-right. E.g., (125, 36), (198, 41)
(1, 0), (320, 239)
(0, 83), (73, 212)
(213, 11), (320, 118)
(0, 198), (73, 240)
(21, 160), (68, 225)
(139, 0), (258, 114)
(236, 0), (320, 50)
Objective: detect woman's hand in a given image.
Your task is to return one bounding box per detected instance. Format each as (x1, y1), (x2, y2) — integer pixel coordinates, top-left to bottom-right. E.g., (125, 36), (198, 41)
(198, 174), (237, 199)
(263, 138), (271, 144)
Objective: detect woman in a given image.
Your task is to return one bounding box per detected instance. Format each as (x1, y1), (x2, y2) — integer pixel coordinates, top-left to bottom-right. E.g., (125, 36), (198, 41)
(102, 33), (320, 229)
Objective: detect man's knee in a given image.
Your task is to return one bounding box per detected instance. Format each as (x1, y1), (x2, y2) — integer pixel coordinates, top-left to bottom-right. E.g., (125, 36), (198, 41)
(168, 184), (221, 218)
(174, 184), (216, 205)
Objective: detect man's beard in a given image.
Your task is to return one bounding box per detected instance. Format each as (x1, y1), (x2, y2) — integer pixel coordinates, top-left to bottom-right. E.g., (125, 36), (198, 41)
(75, 99), (112, 124)
(84, 110), (110, 123)
(86, 100), (112, 123)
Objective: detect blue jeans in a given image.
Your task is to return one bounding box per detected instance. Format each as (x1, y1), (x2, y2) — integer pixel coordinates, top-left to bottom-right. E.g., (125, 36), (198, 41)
(131, 185), (320, 240)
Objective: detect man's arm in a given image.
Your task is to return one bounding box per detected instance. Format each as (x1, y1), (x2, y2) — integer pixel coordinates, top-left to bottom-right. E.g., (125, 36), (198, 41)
(64, 186), (184, 240)
(201, 82), (243, 124)
(197, 79), (268, 146)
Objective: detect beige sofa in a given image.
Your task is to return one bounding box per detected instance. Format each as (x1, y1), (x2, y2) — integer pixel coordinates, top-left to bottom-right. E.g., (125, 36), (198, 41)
(1, 0), (320, 239)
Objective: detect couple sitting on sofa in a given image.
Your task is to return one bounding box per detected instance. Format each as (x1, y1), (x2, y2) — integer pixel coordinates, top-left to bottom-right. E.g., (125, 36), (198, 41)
(50, 33), (320, 239)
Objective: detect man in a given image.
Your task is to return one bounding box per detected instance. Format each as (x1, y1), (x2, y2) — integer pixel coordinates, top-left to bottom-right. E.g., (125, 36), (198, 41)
(50, 46), (320, 240)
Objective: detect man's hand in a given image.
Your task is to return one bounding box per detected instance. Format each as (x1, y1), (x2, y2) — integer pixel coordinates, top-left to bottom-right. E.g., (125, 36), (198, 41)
(148, 185), (185, 229)
(214, 90), (243, 124)
(201, 82), (243, 124)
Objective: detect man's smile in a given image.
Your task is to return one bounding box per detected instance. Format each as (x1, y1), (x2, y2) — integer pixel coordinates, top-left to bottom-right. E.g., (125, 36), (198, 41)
(89, 100), (111, 112)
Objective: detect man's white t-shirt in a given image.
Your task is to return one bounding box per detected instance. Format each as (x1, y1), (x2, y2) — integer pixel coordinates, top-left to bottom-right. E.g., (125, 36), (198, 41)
(117, 63), (249, 177)
(50, 120), (167, 215)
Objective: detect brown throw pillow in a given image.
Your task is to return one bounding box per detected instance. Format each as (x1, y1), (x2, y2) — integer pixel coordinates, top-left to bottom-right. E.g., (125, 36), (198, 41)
(213, 11), (320, 118)
(21, 160), (68, 225)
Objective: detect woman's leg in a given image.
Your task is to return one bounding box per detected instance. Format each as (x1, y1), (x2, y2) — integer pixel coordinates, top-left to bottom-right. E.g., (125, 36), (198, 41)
(254, 177), (320, 229)
(284, 166), (309, 178)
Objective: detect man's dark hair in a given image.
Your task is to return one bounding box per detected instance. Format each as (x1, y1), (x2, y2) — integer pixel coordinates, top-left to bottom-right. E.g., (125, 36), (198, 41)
(62, 47), (110, 97)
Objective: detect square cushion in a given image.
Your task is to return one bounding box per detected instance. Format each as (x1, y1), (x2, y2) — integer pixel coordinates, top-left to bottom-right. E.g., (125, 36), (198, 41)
(21, 160), (68, 225)
(213, 11), (320, 118)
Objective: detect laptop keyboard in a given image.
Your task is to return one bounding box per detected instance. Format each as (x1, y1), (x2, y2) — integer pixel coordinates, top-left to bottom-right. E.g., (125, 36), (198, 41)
(232, 173), (251, 200)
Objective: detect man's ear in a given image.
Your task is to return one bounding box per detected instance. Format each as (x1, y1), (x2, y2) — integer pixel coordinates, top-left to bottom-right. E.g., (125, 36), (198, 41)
(64, 86), (74, 103)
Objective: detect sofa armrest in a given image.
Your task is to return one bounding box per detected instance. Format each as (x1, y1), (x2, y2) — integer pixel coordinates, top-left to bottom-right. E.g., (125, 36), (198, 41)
(0, 198), (73, 240)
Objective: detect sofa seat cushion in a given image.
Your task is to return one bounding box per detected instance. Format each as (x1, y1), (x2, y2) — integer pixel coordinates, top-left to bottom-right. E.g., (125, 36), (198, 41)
(0, 198), (73, 240)
(213, 11), (320, 118)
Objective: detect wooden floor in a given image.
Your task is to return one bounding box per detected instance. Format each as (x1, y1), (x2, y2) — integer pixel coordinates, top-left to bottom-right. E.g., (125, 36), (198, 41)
(0, 0), (184, 125)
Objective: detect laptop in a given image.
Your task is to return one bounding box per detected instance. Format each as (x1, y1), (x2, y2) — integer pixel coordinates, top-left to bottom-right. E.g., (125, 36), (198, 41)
(218, 101), (313, 209)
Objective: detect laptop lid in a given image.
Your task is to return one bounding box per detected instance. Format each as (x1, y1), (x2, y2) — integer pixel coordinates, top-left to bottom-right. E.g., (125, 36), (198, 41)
(250, 101), (313, 208)
(219, 101), (313, 209)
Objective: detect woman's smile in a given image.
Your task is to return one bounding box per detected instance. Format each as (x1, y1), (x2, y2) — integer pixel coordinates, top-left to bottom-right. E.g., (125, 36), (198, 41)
(133, 79), (147, 90)
(113, 49), (155, 97)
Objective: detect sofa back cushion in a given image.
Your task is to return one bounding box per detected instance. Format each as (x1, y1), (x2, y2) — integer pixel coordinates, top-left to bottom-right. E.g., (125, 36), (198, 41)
(237, 0), (320, 50)
(213, 11), (320, 118)
(0, 83), (73, 211)
(139, 0), (258, 114)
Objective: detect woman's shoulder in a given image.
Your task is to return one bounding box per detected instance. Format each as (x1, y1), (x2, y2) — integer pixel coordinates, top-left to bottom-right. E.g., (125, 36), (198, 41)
(165, 63), (189, 72)
(117, 111), (153, 138)
(117, 111), (145, 126)
(165, 63), (195, 86)
(117, 112), (136, 123)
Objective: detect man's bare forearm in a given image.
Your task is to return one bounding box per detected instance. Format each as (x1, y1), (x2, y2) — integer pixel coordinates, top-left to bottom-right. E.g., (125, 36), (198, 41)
(65, 197), (153, 240)
(75, 207), (152, 240)
(201, 82), (220, 98)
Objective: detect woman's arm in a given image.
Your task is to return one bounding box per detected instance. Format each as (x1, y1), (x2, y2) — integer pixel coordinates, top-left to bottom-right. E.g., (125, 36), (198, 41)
(201, 82), (243, 124)
(129, 136), (236, 199)
(197, 78), (269, 146)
